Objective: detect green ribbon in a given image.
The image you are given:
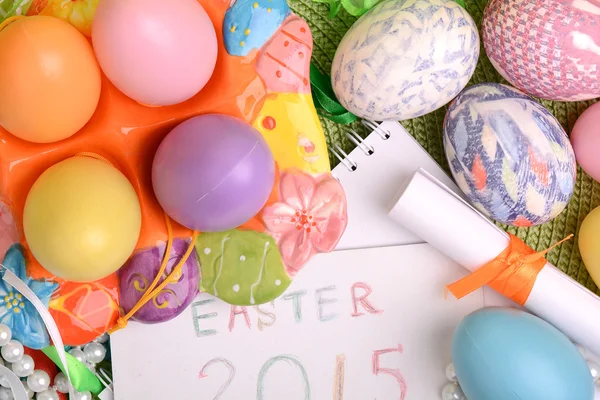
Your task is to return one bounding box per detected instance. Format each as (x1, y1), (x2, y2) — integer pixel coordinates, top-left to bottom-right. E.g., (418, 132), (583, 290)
(310, 63), (358, 125)
(43, 346), (104, 395)
(313, 0), (465, 19)
(312, 0), (381, 17)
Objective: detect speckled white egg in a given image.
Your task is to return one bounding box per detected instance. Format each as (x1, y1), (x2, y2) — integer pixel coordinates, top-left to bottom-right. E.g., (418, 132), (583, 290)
(331, 0), (480, 121)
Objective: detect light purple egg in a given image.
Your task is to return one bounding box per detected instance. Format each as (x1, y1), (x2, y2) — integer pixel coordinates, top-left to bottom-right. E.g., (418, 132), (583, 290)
(119, 239), (200, 323)
(152, 114), (275, 232)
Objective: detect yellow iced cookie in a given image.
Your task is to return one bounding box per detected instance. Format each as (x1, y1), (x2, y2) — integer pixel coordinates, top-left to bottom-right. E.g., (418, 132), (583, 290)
(254, 93), (330, 174)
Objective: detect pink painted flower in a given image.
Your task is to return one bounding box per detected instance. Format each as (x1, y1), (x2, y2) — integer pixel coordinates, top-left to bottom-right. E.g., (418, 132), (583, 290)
(262, 170), (347, 275)
(0, 200), (18, 260)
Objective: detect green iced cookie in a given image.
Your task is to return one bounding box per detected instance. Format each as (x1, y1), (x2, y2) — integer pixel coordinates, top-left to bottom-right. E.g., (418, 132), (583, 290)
(195, 230), (292, 306)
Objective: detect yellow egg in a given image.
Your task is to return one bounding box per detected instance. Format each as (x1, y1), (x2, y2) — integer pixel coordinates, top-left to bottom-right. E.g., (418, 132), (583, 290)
(578, 206), (600, 286)
(23, 157), (141, 282)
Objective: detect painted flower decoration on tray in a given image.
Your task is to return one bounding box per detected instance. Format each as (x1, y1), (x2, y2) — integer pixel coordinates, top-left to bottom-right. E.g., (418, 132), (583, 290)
(263, 170), (347, 275)
(0, 244), (58, 349)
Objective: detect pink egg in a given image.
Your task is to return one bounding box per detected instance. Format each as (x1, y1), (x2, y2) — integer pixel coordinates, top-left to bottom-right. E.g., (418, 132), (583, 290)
(571, 102), (600, 183)
(482, 0), (600, 101)
(92, 0), (218, 106)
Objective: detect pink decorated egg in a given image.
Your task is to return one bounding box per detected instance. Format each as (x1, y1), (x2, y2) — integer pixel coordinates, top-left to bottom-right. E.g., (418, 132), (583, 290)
(571, 102), (600, 182)
(92, 0), (218, 106)
(482, 0), (600, 101)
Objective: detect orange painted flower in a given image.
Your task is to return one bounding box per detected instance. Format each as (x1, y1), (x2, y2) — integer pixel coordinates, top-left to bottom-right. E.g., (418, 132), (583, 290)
(49, 274), (120, 346)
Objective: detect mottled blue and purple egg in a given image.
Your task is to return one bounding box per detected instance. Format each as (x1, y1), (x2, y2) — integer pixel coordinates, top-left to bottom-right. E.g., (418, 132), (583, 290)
(443, 83), (576, 227)
(119, 239), (200, 323)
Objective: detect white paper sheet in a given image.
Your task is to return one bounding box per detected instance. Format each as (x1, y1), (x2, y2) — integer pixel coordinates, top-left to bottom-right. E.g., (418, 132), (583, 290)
(332, 121), (510, 308)
(111, 244), (483, 400)
(389, 169), (600, 356)
(333, 121), (462, 250)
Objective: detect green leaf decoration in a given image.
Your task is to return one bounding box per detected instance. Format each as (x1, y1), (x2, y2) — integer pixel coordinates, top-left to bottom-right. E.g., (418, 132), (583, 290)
(196, 230), (292, 306)
(0, 0), (32, 22)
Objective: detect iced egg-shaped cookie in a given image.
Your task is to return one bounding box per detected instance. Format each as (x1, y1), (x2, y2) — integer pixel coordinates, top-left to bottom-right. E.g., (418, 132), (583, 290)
(443, 83), (576, 227)
(119, 239), (200, 324)
(196, 230), (291, 306)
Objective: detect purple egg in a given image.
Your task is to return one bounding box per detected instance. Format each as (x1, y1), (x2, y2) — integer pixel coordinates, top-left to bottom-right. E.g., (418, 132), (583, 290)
(152, 114), (275, 232)
(119, 239), (200, 323)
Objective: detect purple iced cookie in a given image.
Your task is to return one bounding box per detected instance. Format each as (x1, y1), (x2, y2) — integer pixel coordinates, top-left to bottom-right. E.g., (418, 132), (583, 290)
(119, 239), (200, 323)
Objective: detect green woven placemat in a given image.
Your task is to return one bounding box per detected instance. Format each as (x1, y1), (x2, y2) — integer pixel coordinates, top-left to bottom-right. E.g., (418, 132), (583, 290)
(290, 0), (600, 294)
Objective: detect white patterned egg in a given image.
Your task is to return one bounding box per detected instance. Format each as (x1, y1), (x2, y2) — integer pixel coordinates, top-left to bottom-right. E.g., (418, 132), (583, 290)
(332, 0), (480, 121)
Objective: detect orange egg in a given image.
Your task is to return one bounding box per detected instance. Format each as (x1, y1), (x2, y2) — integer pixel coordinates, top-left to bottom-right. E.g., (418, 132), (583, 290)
(0, 16), (101, 143)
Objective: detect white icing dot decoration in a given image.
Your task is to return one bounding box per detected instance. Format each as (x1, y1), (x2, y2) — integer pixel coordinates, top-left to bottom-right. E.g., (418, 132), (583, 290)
(240, 255), (246, 261)
(233, 284), (240, 293)
(204, 248), (211, 255)
(275, 280), (281, 286)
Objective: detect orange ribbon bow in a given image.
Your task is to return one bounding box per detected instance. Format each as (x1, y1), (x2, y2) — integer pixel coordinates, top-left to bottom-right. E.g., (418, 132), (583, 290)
(447, 233), (573, 306)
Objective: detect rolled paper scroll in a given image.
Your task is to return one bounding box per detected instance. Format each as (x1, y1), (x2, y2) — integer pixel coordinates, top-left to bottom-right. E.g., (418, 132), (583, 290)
(388, 168), (600, 356)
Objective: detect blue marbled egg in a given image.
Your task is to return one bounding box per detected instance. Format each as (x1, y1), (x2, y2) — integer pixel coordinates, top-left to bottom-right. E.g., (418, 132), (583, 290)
(453, 308), (594, 400)
(331, 0), (479, 121)
(444, 83), (576, 227)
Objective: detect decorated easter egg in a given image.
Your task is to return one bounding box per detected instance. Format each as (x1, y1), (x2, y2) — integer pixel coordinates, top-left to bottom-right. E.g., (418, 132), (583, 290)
(444, 83), (576, 227)
(152, 114), (275, 232)
(119, 239), (200, 324)
(23, 156), (142, 282)
(92, 0), (218, 106)
(196, 230), (291, 306)
(453, 308), (594, 400)
(0, 16), (101, 143)
(49, 274), (120, 346)
(571, 102), (600, 183)
(482, 0), (600, 101)
(331, 0), (479, 121)
(578, 206), (600, 287)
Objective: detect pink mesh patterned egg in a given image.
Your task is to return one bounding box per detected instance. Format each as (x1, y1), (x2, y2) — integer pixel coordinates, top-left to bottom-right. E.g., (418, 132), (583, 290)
(482, 0), (600, 101)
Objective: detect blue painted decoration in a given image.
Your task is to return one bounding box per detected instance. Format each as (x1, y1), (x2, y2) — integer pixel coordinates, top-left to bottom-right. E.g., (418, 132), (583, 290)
(223, 0), (290, 57)
(0, 244), (58, 349)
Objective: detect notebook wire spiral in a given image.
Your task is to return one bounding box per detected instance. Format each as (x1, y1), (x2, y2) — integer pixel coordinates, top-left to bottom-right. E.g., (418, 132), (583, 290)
(328, 120), (392, 172)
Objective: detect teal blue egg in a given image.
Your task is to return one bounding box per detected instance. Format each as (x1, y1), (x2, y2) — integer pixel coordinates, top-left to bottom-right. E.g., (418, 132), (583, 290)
(452, 308), (593, 400)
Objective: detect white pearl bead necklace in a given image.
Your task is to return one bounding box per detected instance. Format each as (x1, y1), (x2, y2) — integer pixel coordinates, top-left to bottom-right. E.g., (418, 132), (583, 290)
(0, 324), (107, 400)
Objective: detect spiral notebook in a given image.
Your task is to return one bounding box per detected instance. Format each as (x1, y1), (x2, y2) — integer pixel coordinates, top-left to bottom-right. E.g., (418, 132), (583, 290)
(331, 120), (513, 308)
(331, 120), (462, 250)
